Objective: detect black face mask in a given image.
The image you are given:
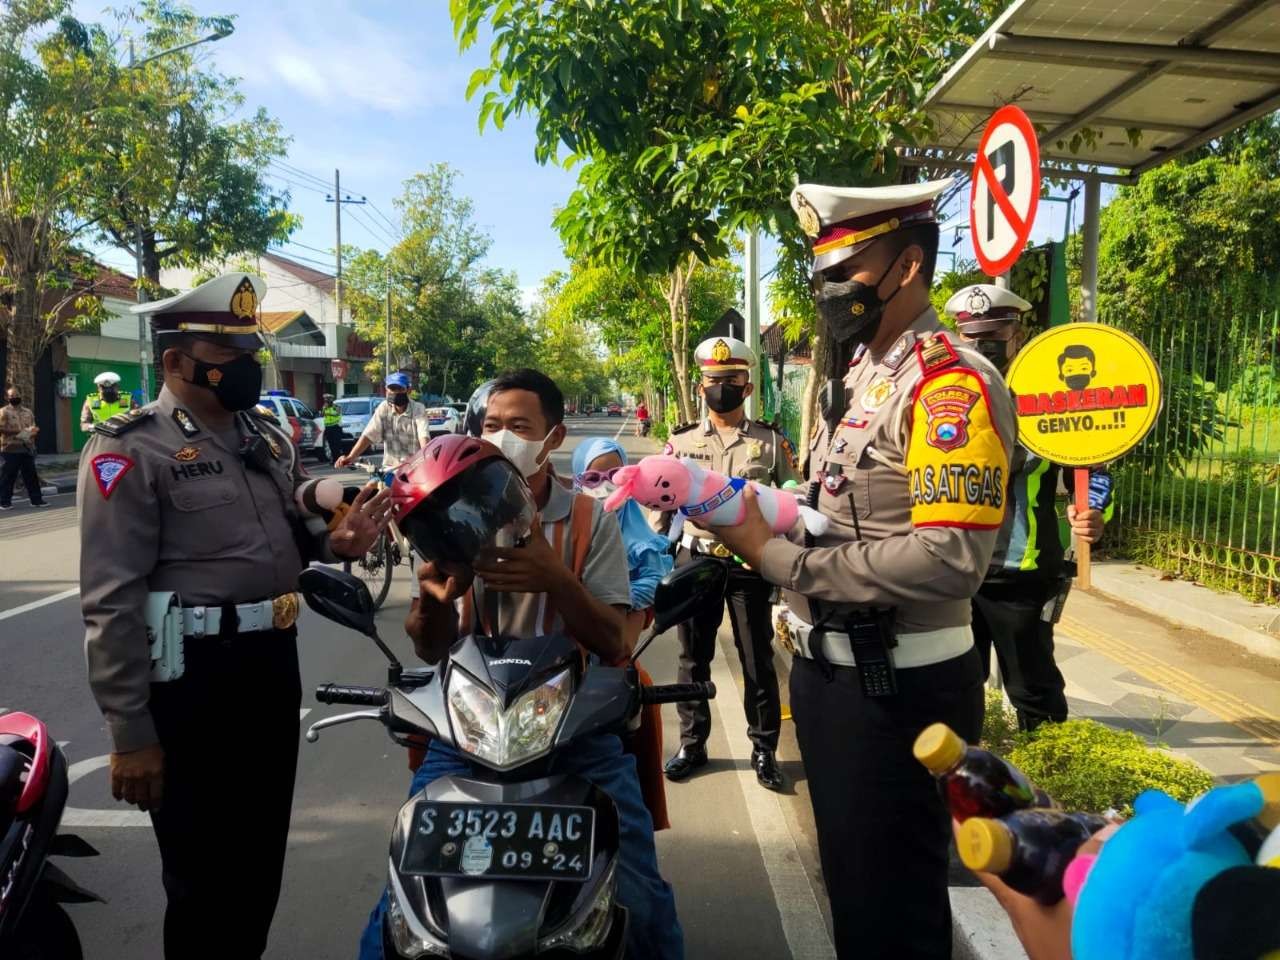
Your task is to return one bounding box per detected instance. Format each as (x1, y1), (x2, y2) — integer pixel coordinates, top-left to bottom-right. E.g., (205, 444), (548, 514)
(390, 391), (409, 409)
(183, 352), (263, 412)
(974, 339), (1011, 374)
(1063, 372), (1093, 391)
(814, 250), (904, 346)
(101, 387), (120, 402)
(7, 397), (19, 406)
(704, 382), (747, 415)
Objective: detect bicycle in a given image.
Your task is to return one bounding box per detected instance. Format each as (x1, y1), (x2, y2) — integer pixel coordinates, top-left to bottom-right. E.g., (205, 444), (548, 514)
(341, 460), (414, 610)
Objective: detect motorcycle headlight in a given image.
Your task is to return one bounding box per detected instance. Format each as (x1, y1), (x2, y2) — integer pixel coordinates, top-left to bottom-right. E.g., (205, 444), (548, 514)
(447, 667), (572, 769)
(538, 855), (618, 952)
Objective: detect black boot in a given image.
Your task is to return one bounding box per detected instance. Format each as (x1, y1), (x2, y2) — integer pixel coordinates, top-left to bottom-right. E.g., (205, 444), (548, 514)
(664, 744), (708, 782)
(752, 748), (784, 791)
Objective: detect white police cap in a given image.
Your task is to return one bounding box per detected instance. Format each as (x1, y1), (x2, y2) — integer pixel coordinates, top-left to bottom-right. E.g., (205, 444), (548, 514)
(94, 371), (122, 387)
(695, 336), (756, 377)
(132, 272), (266, 349)
(944, 284), (1032, 334)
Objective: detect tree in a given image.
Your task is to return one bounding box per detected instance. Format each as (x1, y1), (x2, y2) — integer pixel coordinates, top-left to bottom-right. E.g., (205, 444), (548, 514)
(79, 1), (295, 289)
(0, 2), (117, 401)
(343, 165), (534, 400)
(451, 0), (1000, 438)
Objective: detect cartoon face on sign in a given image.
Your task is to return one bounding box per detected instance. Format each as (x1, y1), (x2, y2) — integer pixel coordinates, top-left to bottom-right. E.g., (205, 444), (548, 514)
(1058, 345), (1097, 391)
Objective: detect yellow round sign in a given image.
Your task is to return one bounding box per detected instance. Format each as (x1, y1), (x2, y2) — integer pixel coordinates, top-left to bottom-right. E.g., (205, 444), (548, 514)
(1005, 323), (1162, 467)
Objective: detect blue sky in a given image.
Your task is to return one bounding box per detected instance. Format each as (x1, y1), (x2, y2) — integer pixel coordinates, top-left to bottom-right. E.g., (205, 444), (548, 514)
(84, 0), (1106, 304)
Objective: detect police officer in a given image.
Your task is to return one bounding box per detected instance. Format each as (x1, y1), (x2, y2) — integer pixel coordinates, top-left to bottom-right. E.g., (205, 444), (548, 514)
(662, 335), (799, 791)
(78, 273), (391, 959)
(705, 181), (1016, 958)
(320, 391), (343, 462)
(946, 284), (1112, 730)
(80, 370), (137, 432)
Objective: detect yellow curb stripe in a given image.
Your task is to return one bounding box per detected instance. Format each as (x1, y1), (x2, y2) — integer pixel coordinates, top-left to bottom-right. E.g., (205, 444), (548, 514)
(1060, 615), (1280, 746)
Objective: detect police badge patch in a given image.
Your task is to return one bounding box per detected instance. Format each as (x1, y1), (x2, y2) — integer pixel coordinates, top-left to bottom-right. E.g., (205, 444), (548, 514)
(860, 376), (896, 413)
(91, 453), (134, 500)
(920, 383), (979, 452)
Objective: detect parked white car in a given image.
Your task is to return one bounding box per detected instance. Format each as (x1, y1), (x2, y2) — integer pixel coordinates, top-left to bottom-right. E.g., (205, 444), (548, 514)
(425, 403), (465, 437)
(257, 391), (324, 460)
(333, 396), (385, 454)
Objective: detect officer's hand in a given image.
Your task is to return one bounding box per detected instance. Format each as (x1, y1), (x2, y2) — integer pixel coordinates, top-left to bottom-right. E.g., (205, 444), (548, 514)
(1066, 504), (1104, 544)
(330, 484), (392, 558)
(111, 744), (165, 812)
(699, 485), (773, 569)
(334, 453), (352, 469)
(474, 518), (568, 595)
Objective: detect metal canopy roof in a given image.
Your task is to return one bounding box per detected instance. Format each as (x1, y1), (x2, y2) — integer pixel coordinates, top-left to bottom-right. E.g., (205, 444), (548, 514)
(920, 0), (1280, 180)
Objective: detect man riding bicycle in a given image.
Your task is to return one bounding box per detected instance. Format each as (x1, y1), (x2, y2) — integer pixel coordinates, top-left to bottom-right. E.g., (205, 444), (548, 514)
(334, 372), (431, 471)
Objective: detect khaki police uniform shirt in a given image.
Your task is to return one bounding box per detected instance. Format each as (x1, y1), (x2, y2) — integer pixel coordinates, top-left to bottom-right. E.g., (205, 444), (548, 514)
(469, 477), (632, 638)
(0, 404), (36, 453)
(759, 307), (1016, 635)
(78, 386), (318, 752)
(662, 415), (800, 542)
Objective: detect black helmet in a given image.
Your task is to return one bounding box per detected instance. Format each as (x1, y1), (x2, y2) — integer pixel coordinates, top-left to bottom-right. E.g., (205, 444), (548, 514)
(463, 378), (498, 438)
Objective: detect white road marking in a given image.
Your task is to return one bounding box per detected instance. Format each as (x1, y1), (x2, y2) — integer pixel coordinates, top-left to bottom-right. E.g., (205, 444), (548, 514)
(0, 587), (79, 623)
(612, 416), (632, 441)
(60, 710), (314, 829)
(709, 636), (836, 959)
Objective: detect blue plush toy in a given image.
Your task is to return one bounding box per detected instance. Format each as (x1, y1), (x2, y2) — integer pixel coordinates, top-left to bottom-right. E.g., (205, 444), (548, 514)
(1069, 780), (1276, 960)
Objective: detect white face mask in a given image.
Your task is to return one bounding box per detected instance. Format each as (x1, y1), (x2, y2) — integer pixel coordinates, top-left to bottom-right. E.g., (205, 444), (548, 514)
(581, 482), (616, 501)
(485, 428), (553, 478)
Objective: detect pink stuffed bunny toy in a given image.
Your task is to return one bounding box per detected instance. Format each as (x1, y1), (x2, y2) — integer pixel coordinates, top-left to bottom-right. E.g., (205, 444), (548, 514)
(603, 454), (829, 542)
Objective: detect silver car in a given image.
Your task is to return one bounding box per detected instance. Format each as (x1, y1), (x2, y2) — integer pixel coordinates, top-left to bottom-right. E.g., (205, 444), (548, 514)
(333, 396), (385, 454)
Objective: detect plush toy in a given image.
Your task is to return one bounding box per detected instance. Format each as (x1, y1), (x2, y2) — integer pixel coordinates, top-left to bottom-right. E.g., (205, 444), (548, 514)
(1066, 776), (1280, 960)
(603, 454), (829, 541)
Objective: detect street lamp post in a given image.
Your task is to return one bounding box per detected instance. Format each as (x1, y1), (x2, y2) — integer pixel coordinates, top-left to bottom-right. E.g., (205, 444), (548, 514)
(127, 25), (234, 403)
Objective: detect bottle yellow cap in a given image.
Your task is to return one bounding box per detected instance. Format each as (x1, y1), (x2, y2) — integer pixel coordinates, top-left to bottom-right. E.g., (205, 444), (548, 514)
(1256, 773), (1280, 830)
(914, 723), (966, 775)
(958, 818), (1015, 873)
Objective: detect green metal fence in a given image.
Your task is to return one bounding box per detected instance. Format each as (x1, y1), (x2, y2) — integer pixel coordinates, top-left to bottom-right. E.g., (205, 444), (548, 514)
(1102, 275), (1280, 603)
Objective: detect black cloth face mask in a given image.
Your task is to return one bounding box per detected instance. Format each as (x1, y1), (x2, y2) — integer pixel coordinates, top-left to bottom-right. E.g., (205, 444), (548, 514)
(100, 387), (120, 402)
(390, 391), (409, 409)
(7, 397), (20, 406)
(814, 249), (905, 346)
(703, 382), (747, 414)
(183, 353), (263, 412)
(974, 339), (1011, 374)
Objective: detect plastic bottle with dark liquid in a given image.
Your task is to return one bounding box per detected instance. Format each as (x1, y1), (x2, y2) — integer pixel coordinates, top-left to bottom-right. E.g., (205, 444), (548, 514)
(913, 722), (1055, 821)
(957, 809), (1109, 905)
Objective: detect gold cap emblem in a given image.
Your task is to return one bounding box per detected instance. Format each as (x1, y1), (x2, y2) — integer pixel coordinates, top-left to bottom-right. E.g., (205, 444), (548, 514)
(794, 194), (821, 238)
(711, 339), (732, 363)
(230, 277), (258, 320)
(173, 445), (200, 462)
(851, 302), (865, 316)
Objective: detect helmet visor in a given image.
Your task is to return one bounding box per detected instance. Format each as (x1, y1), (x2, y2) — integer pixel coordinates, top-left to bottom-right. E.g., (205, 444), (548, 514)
(398, 458), (536, 568)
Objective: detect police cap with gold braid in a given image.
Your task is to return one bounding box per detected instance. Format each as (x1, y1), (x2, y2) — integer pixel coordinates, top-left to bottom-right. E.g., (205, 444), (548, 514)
(131, 272), (266, 350)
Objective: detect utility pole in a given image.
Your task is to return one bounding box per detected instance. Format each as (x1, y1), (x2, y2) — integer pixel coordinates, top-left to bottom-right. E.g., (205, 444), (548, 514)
(385, 263), (393, 388)
(744, 228), (761, 419)
(326, 171), (368, 373)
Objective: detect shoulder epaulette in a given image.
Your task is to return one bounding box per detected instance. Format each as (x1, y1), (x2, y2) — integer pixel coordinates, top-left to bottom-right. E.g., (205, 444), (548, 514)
(915, 333), (960, 375)
(93, 407), (153, 437)
(671, 421), (697, 435)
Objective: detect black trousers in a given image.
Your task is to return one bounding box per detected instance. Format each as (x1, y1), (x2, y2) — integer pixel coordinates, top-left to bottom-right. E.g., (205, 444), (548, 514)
(0, 451), (44, 506)
(791, 648), (984, 960)
(148, 628), (302, 959)
(322, 424), (344, 460)
(675, 548), (781, 752)
(971, 579), (1068, 730)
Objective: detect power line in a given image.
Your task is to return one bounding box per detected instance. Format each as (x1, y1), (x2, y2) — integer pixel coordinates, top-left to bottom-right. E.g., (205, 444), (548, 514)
(345, 205), (397, 248)
(280, 237), (335, 256)
(269, 159), (332, 189)
(266, 173), (328, 197)
(367, 201), (402, 240)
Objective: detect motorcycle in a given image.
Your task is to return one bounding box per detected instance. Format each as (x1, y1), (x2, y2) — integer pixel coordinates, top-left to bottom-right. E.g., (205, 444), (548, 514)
(299, 559), (727, 959)
(636, 419), (651, 438)
(0, 712), (104, 960)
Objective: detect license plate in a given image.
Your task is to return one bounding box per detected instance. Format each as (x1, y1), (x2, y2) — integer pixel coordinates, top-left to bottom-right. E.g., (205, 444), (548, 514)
(428, 418), (446, 425)
(400, 801), (595, 882)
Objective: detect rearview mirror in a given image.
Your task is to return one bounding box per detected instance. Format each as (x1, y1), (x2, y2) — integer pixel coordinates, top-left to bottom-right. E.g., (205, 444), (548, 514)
(299, 566), (377, 638)
(650, 559), (728, 636)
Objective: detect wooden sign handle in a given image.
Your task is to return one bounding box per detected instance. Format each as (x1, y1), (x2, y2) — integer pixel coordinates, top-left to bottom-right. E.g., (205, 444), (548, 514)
(1074, 467), (1091, 590)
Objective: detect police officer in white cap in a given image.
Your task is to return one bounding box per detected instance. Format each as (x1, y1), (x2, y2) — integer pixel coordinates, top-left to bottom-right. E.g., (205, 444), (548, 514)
(946, 284), (1112, 731)
(702, 182), (1016, 958)
(78, 273), (391, 958)
(80, 370), (138, 432)
(660, 334), (799, 790)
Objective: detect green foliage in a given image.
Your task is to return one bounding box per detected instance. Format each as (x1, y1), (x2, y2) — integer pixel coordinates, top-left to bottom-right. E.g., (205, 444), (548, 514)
(980, 688), (1021, 758)
(1008, 719), (1215, 816)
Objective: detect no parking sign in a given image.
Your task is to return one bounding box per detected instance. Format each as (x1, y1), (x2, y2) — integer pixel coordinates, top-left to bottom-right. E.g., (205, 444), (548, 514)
(970, 105), (1040, 277)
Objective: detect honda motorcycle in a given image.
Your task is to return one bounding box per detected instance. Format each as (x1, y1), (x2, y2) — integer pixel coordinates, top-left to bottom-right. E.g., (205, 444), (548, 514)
(300, 559), (726, 959)
(0, 712), (103, 959)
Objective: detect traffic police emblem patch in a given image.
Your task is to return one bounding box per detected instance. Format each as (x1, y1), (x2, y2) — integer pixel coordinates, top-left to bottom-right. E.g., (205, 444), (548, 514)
(921, 383), (979, 452)
(90, 453), (134, 500)
(173, 445), (200, 462)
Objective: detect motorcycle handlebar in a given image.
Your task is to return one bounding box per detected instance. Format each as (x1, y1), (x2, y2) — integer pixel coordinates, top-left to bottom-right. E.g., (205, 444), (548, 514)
(315, 683), (387, 707)
(639, 681), (716, 706)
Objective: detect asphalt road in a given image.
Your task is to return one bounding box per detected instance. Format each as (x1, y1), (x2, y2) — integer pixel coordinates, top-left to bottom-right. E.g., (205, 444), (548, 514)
(0, 414), (835, 959)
